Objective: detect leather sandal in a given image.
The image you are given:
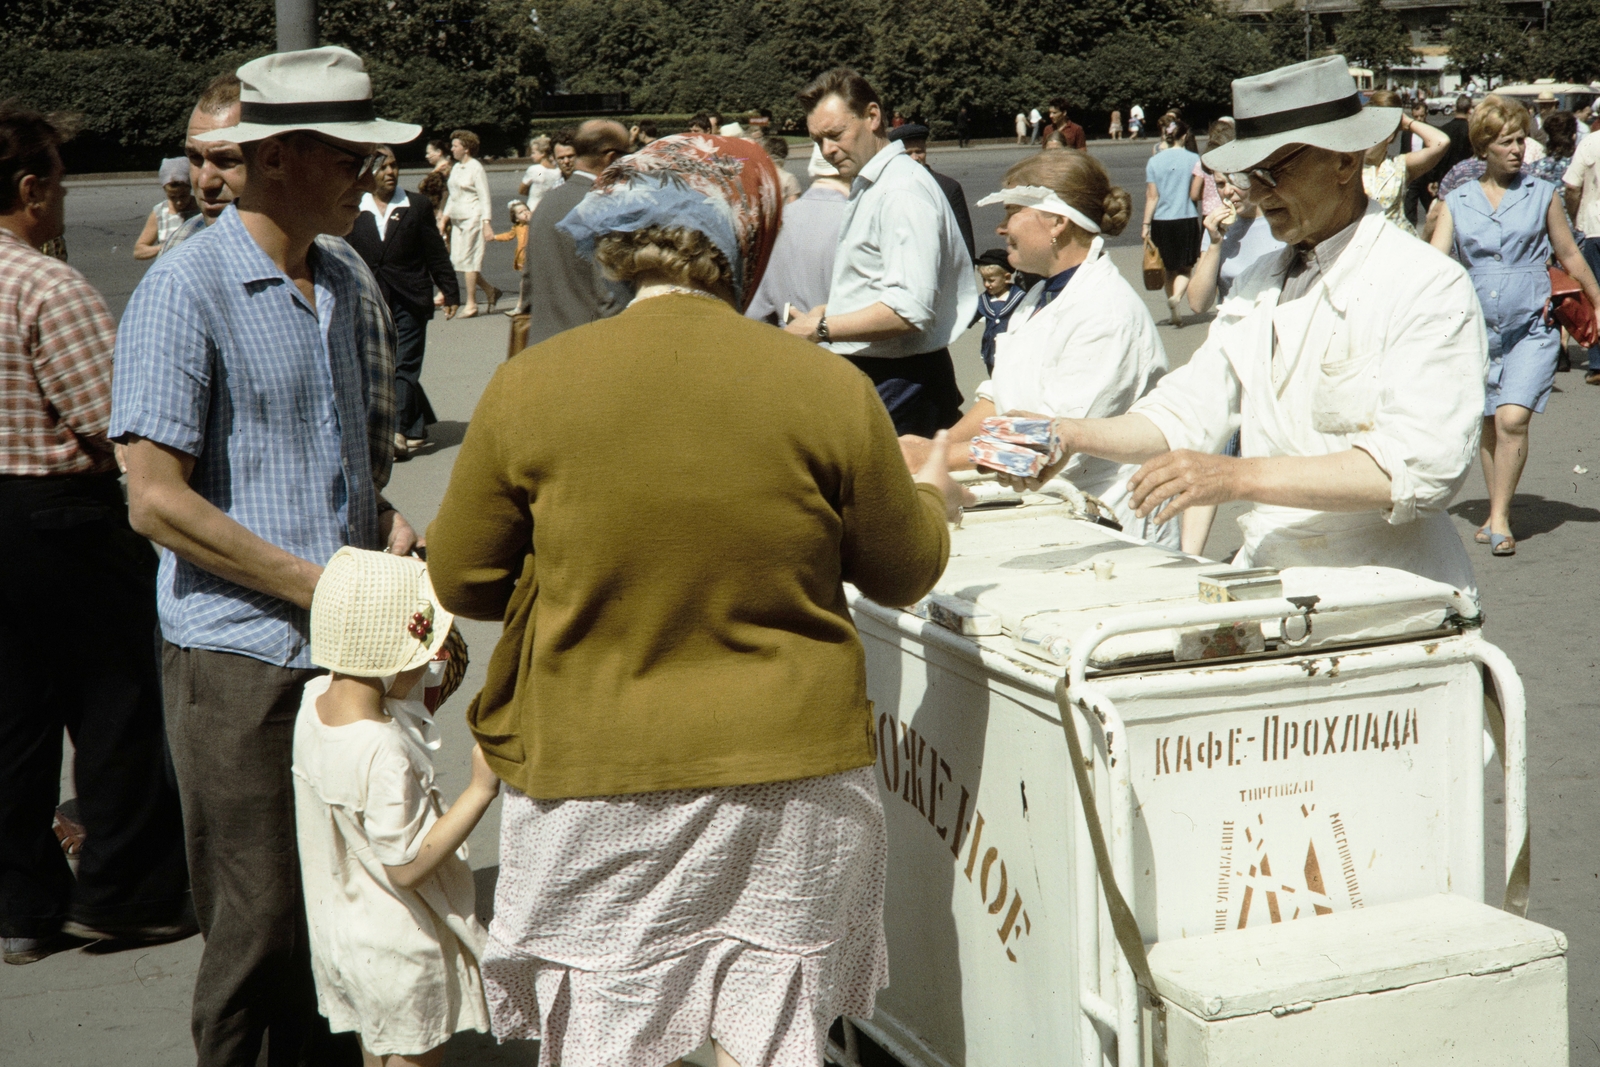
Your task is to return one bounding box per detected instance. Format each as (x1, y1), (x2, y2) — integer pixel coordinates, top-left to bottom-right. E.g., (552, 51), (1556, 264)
(1474, 524), (1491, 544)
(1488, 531), (1516, 556)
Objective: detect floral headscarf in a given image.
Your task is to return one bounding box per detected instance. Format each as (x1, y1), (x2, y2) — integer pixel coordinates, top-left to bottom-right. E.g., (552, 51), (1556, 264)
(556, 134), (783, 309)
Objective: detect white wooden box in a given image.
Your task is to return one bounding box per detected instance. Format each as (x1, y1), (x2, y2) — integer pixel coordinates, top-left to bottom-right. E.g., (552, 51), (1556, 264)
(1148, 895), (1568, 1066)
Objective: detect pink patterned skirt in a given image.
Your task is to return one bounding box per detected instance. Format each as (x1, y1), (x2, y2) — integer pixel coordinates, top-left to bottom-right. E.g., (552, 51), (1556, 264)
(483, 766), (888, 1067)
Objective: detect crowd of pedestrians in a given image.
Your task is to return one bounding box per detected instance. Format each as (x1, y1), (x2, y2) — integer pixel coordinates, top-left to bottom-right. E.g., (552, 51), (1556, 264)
(3, 36), (1598, 1067)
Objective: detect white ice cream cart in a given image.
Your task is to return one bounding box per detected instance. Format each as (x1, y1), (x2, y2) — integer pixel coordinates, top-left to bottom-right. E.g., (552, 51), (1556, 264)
(830, 494), (1555, 1067)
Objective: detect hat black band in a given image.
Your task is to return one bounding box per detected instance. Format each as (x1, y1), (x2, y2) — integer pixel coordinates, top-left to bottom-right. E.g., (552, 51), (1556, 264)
(239, 99), (377, 125)
(1234, 93), (1363, 140)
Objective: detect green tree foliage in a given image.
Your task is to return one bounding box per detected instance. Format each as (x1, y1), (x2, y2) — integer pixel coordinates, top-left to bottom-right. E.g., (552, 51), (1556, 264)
(1262, 2), (1328, 69)
(1443, 0), (1526, 87)
(1058, 16), (1272, 119)
(1538, 0), (1600, 83)
(1334, 0), (1415, 77)
(0, 0), (550, 168)
(537, 0), (1257, 135)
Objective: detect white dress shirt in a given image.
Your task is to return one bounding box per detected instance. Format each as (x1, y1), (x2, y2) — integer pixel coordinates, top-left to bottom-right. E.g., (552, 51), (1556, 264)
(975, 238), (1177, 546)
(358, 192), (407, 241)
(1129, 205), (1487, 596)
(824, 141), (978, 359)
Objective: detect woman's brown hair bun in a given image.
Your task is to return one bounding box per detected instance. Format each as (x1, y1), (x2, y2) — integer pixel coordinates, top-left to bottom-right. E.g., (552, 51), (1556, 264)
(1001, 150), (1130, 239)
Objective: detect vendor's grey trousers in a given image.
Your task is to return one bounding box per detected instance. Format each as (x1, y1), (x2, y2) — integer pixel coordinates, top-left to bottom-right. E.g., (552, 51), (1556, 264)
(162, 643), (356, 1067)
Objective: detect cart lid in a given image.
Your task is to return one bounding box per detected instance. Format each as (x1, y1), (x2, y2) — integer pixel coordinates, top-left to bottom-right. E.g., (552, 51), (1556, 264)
(1148, 894), (1566, 1020)
(892, 503), (1474, 670)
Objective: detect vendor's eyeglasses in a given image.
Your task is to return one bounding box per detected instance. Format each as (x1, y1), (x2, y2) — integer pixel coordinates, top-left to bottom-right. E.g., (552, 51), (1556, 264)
(1226, 144), (1312, 192)
(302, 133), (383, 179)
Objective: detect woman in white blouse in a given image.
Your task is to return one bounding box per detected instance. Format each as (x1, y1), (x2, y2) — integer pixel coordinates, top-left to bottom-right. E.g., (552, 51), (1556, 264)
(442, 128), (500, 317)
(899, 150), (1177, 545)
(517, 133), (563, 210)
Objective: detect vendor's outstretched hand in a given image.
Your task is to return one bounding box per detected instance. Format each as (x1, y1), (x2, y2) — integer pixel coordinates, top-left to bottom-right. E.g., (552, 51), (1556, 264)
(1128, 449), (1240, 524)
(994, 411), (1074, 492)
(912, 430), (974, 523)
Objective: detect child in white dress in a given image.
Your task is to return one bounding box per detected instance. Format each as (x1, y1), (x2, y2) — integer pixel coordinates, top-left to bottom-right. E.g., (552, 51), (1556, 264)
(293, 547), (498, 1066)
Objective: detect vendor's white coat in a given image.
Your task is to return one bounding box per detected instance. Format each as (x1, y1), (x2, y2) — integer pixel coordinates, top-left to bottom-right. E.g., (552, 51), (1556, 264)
(978, 236), (1178, 546)
(1130, 208), (1488, 597)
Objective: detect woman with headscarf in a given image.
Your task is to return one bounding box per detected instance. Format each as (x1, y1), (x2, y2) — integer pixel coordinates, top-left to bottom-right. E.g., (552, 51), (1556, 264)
(1430, 96), (1600, 556)
(425, 134), (964, 1067)
(899, 150), (1178, 547)
(133, 157), (198, 260)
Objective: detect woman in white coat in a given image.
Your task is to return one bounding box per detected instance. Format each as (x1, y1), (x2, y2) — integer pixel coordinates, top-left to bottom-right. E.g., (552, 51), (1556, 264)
(899, 150), (1178, 546)
(442, 128), (501, 317)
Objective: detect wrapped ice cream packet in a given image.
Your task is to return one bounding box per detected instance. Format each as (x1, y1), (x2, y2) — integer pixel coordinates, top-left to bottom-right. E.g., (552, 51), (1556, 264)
(980, 416), (1063, 460)
(970, 434), (1047, 477)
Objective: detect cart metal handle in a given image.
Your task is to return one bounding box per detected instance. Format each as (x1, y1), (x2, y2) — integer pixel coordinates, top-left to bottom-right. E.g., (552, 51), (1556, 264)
(1065, 586), (1480, 689)
(1063, 585), (1521, 1067)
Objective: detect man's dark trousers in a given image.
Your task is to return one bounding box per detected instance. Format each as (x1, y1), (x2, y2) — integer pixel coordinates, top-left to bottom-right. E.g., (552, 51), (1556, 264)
(392, 302), (435, 440)
(163, 643), (354, 1066)
(0, 472), (189, 939)
(848, 348), (965, 437)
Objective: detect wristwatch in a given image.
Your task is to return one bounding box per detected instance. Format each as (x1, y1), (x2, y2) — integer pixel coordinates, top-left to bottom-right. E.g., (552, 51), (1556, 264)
(816, 314), (830, 343)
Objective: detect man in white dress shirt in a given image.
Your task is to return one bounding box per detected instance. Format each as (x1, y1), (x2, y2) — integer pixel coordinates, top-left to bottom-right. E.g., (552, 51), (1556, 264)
(1006, 56), (1487, 596)
(786, 68), (978, 436)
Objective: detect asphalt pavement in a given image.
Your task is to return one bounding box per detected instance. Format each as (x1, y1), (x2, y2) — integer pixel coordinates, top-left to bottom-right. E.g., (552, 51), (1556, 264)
(7, 139), (1600, 1065)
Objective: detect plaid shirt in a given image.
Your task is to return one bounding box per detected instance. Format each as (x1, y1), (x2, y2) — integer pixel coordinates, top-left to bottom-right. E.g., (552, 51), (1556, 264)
(0, 228), (118, 475)
(164, 212), (395, 491)
(112, 206), (395, 668)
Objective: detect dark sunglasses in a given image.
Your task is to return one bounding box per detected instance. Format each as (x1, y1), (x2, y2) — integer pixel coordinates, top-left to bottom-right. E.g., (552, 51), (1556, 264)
(1225, 144), (1312, 192)
(302, 133), (383, 179)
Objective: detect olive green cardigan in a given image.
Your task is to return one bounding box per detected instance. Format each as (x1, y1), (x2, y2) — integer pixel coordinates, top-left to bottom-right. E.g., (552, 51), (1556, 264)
(427, 294), (949, 799)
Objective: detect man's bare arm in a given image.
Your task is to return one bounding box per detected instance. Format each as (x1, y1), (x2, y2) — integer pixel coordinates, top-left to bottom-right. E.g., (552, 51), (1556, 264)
(123, 436), (324, 610)
(1128, 447), (1393, 525)
(784, 301), (918, 343)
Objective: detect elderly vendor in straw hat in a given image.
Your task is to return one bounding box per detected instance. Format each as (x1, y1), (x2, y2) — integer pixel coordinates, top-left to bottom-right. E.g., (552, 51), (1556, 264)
(1004, 55), (1488, 596)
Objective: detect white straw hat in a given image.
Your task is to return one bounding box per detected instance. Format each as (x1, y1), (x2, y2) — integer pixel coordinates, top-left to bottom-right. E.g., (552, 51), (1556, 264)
(194, 46), (421, 146)
(1201, 55), (1400, 174)
(311, 548), (454, 678)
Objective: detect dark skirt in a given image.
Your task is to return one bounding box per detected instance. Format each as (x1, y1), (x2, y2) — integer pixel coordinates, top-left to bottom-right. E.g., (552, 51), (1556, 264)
(1150, 217), (1202, 275)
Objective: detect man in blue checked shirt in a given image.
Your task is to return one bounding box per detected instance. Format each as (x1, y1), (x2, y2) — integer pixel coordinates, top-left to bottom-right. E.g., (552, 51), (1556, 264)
(111, 47), (421, 1067)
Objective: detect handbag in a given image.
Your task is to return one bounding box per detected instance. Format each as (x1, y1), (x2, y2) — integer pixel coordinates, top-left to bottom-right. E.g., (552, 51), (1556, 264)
(1546, 266), (1598, 348)
(1142, 238), (1165, 291)
(506, 312), (531, 360)
(423, 625), (471, 712)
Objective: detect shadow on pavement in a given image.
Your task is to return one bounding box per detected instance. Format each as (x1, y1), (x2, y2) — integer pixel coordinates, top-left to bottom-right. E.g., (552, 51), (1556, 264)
(429, 420), (471, 450)
(1450, 493), (1600, 540)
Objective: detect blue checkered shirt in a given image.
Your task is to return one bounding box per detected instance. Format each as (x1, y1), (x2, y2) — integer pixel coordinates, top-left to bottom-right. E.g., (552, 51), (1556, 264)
(112, 206), (391, 667)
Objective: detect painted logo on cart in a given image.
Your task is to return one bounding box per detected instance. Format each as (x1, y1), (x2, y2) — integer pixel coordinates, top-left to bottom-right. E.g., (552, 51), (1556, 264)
(1213, 804), (1364, 932)
(1149, 708), (1424, 931)
(877, 711), (1032, 963)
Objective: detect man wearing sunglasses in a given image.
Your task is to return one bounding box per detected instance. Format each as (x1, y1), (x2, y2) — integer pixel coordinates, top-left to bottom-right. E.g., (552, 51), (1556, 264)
(110, 47), (421, 1067)
(1004, 55), (1488, 598)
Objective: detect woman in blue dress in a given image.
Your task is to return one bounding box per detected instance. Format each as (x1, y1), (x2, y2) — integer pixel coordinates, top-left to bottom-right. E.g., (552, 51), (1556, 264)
(1430, 97), (1600, 556)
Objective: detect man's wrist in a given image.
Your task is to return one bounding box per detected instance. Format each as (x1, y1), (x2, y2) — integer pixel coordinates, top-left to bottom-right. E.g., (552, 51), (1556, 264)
(816, 314), (830, 343)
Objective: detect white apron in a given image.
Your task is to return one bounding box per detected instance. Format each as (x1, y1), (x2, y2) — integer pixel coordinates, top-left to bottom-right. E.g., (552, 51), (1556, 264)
(982, 238), (1179, 547)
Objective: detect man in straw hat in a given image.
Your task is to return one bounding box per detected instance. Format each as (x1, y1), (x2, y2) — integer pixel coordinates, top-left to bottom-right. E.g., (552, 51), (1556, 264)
(1004, 55), (1489, 597)
(110, 46), (422, 1066)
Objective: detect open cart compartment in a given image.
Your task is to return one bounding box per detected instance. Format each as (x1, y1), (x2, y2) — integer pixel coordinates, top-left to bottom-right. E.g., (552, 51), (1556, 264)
(836, 501), (1540, 1067)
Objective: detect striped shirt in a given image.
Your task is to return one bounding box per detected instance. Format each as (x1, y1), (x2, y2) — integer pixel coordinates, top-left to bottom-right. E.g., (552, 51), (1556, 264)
(0, 228), (118, 476)
(111, 205), (393, 668)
